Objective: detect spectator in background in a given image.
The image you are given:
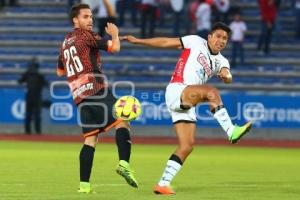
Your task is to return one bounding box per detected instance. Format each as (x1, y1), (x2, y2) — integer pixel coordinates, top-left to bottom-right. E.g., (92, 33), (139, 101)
(294, 0), (300, 39)
(18, 57), (48, 135)
(272, 0), (281, 42)
(180, 0), (193, 34)
(195, 0), (211, 38)
(206, 0), (214, 5)
(80, 0), (98, 9)
(213, 0), (230, 24)
(188, 0), (200, 33)
(170, 0), (184, 36)
(139, 0), (159, 38)
(275, 0), (281, 8)
(118, 0), (139, 27)
(257, 0), (277, 55)
(229, 12), (247, 67)
(157, 0), (168, 28)
(95, 0), (118, 37)
(0, 0), (17, 7)
(8, 0), (17, 6)
(68, 0), (78, 7)
(189, 0), (213, 34)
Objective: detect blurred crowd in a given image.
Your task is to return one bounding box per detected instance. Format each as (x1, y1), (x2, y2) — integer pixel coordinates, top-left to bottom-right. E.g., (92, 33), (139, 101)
(76, 0), (236, 38)
(1, 0), (300, 65)
(74, 0), (265, 66)
(0, 0), (17, 7)
(72, 0), (298, 64)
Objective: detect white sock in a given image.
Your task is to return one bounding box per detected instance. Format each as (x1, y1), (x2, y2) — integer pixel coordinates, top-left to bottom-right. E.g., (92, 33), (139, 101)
(158, 160), (182, 186)
(213, 108), (235, 137)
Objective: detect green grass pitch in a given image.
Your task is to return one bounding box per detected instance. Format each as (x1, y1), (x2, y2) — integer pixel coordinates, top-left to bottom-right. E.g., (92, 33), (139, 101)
(0, 141), (300, 200)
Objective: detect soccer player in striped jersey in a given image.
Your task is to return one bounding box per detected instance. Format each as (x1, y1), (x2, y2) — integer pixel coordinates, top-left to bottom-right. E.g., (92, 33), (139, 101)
(56, 3), (138, 193)
(123, 22), (252, 195)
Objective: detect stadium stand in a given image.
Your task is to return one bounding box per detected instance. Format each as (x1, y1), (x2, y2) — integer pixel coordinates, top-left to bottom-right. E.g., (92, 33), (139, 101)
(0, 0), (299, 91)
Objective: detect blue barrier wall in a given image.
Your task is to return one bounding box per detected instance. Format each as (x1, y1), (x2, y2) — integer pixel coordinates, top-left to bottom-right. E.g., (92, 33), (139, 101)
(1, 88), (300, 128)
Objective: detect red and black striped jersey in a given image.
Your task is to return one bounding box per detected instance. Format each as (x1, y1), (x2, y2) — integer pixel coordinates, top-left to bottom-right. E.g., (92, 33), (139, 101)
(56, 28), (113, 104)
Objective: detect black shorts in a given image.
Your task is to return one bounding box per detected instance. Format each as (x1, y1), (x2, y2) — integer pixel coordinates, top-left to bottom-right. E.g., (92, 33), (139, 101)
(78, 88), (119, 137)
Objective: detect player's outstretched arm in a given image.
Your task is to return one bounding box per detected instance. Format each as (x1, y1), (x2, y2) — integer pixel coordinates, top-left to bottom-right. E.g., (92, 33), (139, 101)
(121, 35), (182, 49)
(105, 22), (120, 53)
(218, 67), (232, 84)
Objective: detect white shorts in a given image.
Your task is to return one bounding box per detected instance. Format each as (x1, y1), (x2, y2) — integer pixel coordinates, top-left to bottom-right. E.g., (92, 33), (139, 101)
(165, 83), (196, 123)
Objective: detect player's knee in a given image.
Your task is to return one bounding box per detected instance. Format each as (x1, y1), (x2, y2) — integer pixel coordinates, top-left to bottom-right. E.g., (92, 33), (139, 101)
(179, 144), (194, 155)
(84, 135), (97, 147)
(207, 87), (220, 102)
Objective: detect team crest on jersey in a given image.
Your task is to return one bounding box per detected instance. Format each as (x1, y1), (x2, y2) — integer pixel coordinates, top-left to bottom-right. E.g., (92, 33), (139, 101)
(197, 53), (212, 76)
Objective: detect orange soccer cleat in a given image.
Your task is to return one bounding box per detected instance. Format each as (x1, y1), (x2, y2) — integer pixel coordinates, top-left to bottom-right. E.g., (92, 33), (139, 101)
(153, 184), (175, 195)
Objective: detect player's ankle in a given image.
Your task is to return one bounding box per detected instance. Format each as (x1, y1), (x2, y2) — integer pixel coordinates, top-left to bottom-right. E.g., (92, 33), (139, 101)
(227, 126), (235, 137)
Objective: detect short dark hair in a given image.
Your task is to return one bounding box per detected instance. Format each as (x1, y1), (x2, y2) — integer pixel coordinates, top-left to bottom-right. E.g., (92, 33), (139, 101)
(209, 22), (231, 35)
(69, 3), (90, 25)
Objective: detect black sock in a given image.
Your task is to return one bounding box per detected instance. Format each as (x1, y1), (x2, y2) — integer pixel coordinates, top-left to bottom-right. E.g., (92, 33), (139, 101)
(79, 144), (95, 182)
(115, 128), (131, 162)
(169, 154), (183, 165)
(211, 105), (225, 114)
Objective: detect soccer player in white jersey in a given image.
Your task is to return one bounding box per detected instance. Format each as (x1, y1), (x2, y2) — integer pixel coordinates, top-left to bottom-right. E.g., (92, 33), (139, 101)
(122, 22), (252, 195)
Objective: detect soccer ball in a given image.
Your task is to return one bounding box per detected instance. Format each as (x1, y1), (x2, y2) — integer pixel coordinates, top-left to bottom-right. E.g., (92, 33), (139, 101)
(114, 96), (142, 121)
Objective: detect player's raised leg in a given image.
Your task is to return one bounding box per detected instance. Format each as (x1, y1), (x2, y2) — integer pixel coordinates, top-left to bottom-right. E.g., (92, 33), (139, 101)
(154, 122), (196, 195)
(115, 121), (139, 188)
(181, 84), (252, 143)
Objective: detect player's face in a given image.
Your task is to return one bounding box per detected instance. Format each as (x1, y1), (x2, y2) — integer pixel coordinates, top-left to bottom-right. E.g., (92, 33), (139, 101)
(73, 8), (93, 31)
(207, 29), (229, 54)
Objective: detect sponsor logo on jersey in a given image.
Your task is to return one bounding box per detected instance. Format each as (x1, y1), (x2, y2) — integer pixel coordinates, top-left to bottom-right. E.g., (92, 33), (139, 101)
(72, 83), (94, 99)
(175, 58), (185, 77)
(197, 53), (212, 76)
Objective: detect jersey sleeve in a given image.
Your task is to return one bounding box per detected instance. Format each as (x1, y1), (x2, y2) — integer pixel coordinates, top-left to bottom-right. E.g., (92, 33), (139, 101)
(84, 31), (113, 52)
(218, 56), (230, 73)
(180, 35), (206, 49)
(56, 54), (65, 77)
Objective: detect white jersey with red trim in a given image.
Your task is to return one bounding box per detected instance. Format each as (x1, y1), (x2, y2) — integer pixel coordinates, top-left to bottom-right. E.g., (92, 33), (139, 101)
(170, 35), (230, 85)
